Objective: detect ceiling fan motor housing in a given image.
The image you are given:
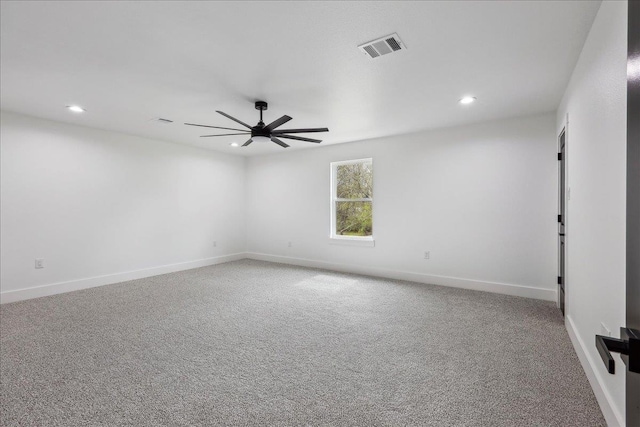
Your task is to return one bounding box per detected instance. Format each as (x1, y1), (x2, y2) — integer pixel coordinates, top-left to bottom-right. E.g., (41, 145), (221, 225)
(251, 126), (271, 138)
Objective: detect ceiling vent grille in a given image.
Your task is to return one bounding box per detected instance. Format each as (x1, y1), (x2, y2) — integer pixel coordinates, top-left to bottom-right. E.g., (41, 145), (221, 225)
(358, 33), (405, 59)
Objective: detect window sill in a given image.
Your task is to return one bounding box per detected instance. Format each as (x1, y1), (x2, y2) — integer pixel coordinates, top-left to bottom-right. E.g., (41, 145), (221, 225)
(329, 236), (375, 247)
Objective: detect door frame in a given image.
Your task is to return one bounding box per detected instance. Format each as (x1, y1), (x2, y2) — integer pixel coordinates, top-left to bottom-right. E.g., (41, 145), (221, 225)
(626, 0), (640, 422)
(558, 118), (569, 314)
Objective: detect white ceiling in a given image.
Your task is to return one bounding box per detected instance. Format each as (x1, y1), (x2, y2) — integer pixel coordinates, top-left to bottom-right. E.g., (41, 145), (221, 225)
(1, 1), (600, 156)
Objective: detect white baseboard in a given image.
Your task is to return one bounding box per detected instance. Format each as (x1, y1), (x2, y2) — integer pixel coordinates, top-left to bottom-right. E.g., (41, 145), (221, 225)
(1, 251), (557, 304)
(245, 252), (557, 301)
(0, 253), (246, 304)
(565, 314), (624, 427)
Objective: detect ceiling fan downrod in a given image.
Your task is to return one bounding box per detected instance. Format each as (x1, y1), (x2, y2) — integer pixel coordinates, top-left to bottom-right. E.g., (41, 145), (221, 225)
(255, 101), (267, 126)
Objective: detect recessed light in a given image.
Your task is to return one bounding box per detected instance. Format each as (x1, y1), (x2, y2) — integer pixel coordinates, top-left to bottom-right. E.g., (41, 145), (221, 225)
(229, 142), (239, 147)
(459, 96), (476, 105)
(66, 105), (85, 113)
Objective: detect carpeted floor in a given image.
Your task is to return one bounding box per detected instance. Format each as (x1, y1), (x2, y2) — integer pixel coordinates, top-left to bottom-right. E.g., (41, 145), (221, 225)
(1, 259), (605, 426)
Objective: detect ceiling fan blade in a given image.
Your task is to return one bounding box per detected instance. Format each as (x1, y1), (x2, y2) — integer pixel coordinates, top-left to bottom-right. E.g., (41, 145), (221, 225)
(242, 138), (253, 147)
(215, 111), (253, 129)
(199, 133), (251, 138)
(264, 115), (292, 132)
(271, 137), (290, 148)
(185, 123), (248, 132)
(277, 134), (322, 143)
(272, 127), (329, 134)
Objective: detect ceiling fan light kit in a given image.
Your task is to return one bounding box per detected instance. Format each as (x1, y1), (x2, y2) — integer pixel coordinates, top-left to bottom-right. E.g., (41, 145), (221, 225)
(185, 101), (329, 148)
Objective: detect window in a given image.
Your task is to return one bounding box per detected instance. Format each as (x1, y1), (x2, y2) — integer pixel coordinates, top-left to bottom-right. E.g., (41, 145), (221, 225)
(330, 158), (373, 241)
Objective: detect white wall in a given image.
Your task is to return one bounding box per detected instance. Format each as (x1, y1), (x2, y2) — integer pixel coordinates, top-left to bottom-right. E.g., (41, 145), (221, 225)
(0, 111), (246, 302)
(556, 1), (628, 425)
(246, 114), (558, 300)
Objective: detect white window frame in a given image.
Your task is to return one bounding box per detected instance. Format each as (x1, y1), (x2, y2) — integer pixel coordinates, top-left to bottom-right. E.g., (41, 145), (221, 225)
(329, 158), (374, 247)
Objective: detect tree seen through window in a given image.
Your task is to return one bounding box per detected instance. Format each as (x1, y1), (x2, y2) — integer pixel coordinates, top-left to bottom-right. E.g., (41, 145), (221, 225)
(333, 160), (372, 237)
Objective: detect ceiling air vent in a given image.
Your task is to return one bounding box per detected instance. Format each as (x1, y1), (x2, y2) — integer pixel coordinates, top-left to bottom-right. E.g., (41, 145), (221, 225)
(358, 33), (405, 59)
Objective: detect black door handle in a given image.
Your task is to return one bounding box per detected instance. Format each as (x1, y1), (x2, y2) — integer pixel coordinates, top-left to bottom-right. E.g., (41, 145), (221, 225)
(595, 328), (640, 374)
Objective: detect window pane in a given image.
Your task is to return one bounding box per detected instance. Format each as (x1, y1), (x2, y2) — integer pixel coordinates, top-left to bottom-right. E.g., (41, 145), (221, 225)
(336, 162), (372, 199)
(335, 201), (372, 236)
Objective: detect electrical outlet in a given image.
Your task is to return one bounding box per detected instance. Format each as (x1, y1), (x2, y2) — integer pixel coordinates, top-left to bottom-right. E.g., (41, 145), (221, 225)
(35, 258), (44, 269)
(424, 251), (430, 260)
(288, 241), (292, 248)
(600, 322), (611, 337)
(213, 241), (217, 247)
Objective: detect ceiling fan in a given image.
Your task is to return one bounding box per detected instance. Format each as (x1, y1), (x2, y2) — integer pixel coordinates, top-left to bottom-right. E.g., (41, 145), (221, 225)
(185, 101), (329, 148)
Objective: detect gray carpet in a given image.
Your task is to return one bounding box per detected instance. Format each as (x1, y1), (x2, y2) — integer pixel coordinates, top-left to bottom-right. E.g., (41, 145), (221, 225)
(1, 259), (605, 426)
